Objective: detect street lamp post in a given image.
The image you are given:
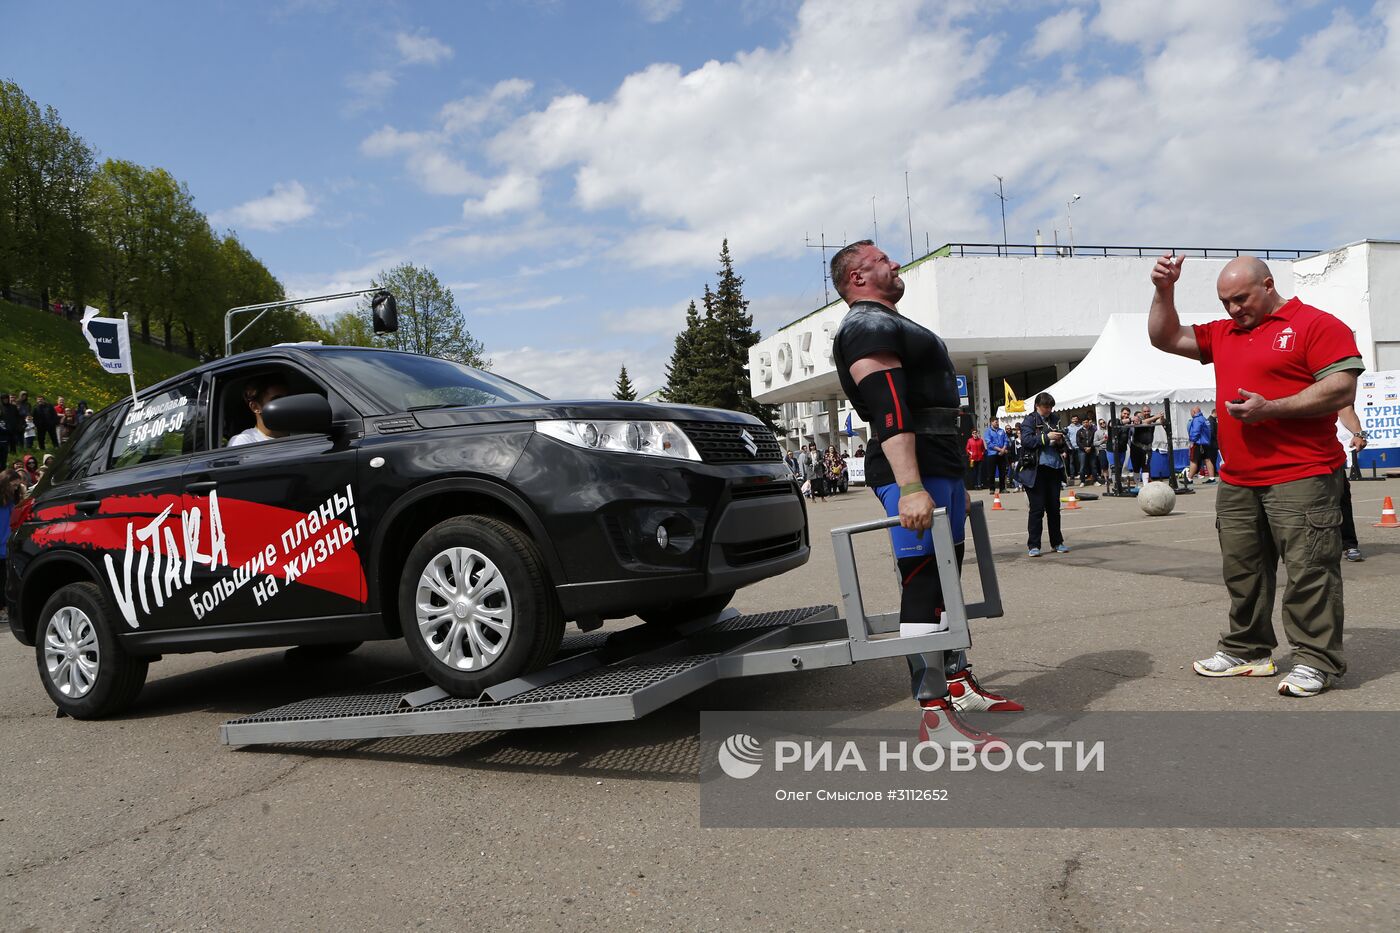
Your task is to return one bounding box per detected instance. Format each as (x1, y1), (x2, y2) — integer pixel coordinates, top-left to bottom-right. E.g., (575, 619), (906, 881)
(1067, 194), (1081, 254)
(223, 287), (395, 358)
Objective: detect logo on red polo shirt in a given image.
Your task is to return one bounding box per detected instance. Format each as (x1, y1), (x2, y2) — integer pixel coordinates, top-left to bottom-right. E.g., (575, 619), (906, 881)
(1273, 326), (1296, 351)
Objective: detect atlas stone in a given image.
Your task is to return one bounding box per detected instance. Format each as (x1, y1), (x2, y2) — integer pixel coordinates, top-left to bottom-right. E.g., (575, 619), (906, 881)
(1139, 481), (1177, 516)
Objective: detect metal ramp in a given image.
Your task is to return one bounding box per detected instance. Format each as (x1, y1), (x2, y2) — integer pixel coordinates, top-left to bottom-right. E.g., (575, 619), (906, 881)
(221, 502), (1003, 747)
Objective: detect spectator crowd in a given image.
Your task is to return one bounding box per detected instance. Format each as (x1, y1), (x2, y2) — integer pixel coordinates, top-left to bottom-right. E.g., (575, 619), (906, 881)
(1, 388), (95, 496)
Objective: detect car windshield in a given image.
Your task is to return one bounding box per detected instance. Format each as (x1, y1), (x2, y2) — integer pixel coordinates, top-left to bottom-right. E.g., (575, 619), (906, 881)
(317, 349), (547, 410)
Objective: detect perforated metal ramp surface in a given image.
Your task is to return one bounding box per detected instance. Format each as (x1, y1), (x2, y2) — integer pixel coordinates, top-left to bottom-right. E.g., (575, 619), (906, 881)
(220, 605), (836, 746)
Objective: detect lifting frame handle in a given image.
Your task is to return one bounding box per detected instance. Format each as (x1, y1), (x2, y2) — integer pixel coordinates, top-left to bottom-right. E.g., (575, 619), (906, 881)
(828, 500), (1003, 661)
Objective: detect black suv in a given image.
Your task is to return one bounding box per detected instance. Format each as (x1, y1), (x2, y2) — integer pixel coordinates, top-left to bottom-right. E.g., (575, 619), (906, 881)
(5, 346), (808, 718)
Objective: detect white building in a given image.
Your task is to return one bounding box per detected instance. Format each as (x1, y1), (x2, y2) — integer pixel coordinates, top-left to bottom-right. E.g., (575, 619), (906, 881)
(750, 240), (1400, 452)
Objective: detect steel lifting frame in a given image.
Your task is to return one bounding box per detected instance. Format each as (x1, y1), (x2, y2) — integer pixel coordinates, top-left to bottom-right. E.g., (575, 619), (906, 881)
(219, 502), (1003, 746)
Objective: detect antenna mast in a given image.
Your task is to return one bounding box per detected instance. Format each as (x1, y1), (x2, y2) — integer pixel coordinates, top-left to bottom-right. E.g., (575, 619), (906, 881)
(993, 175), (1010, 247)
(905, 172), (916, 261)
(805, 231), (837, 306)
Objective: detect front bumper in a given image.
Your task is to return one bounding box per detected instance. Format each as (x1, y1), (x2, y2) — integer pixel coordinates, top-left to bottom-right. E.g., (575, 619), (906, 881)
(510, 433), (809, 619)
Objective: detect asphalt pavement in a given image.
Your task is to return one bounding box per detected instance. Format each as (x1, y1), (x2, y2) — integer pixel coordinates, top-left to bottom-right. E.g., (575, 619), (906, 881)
(3, 479), (1398, 931)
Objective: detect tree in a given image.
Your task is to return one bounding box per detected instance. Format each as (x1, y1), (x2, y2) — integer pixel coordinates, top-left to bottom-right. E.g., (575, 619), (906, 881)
(707, 239), (770, 423)
(359, 262), (488, 367)
(0, 80), (95, 307)
(614, 365), (637, 401)
(324, 308), (376, 347)
(662, 241), (772, 424)
(664, 300), (705, 403)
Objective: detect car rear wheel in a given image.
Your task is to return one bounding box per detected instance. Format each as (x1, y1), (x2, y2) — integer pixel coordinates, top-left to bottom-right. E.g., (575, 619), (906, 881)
(398, 516), (563, 696)
(638, 590), (735, 628)
(35, 582), (149, 719)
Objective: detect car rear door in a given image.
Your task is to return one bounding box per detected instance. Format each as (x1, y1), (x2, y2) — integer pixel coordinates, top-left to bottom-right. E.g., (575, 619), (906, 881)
(30, 378), (204, 633)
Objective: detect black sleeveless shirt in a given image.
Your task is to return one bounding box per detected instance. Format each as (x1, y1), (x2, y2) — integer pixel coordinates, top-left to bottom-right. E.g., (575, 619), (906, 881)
(833, 301), (964, 486)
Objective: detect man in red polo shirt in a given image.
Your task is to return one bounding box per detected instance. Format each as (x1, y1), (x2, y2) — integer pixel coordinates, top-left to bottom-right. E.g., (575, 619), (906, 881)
(1148, 254), (1363, 697)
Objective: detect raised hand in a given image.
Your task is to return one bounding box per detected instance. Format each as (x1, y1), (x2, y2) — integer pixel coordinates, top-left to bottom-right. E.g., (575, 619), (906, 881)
(1151, 253), (1184, 290)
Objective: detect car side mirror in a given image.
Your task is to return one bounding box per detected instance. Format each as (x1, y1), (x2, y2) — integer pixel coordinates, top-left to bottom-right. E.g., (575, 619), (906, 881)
(261, 393), (333, 436)
(372, 291), (398, 334)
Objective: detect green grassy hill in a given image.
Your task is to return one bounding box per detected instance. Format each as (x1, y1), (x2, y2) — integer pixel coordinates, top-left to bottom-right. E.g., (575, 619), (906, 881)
(0, 300), (197, 412)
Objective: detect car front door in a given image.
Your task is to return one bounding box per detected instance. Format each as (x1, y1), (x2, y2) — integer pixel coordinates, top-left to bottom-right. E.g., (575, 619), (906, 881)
(179, 368), (366, 629)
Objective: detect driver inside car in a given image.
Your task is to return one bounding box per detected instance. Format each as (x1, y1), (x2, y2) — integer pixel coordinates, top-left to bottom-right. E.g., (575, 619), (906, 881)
(228, 377), (289, 447)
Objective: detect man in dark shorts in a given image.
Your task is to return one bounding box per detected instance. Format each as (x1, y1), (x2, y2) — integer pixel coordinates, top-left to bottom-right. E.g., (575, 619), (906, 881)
(831, 240), (1021, 747)
(1187, 405), (1216, 483)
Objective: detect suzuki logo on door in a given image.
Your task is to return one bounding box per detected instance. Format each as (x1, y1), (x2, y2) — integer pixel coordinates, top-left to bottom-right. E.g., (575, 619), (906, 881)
(1274, 326), (1296, 352)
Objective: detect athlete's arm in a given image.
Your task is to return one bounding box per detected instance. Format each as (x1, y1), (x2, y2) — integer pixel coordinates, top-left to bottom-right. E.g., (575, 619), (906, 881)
(1148, 254), (1202, 361)
(848, 353), (933, 532)
(1338, 404), (1367, 450)
(1228, 371), (1359, 423)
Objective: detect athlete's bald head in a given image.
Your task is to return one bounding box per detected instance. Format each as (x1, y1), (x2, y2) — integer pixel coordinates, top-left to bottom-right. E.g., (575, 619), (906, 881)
(1216, 255), (1283, 331)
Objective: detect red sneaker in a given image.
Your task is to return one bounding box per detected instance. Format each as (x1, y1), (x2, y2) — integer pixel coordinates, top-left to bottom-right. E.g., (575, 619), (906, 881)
(917, 697), (1003, 750)
(947, 667), (1024, 712)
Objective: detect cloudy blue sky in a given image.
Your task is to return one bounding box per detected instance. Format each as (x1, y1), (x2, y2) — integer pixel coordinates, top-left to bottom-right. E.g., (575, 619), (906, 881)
(5, 0), (1396, 397)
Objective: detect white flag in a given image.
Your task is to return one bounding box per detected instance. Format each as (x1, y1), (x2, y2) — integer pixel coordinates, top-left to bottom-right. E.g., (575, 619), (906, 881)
(80, 307), (133, 375)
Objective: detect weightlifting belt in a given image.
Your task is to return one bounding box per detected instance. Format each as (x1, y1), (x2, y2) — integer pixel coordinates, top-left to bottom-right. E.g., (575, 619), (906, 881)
(908, 407), (961, 436)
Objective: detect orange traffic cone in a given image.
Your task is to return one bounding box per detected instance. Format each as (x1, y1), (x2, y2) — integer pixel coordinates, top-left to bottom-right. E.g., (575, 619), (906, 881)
(1376, 496), (1399, 528)
(992, 492), (1004, 511)
(1064, 487), (1081, 510)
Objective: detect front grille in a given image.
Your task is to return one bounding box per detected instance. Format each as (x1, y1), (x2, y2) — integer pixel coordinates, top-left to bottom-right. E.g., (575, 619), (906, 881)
(676, 421), (783, 464)
(722, 531), (804, 566)
(730, 480), (797, 501)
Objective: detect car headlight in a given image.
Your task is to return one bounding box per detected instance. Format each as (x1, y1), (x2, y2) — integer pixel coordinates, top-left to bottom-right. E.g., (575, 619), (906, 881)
(536, 420), (702, 461)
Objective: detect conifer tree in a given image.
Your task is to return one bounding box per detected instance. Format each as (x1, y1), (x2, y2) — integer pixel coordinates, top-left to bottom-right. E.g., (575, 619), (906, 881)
(613, 364), (637, 400)
(664, 300), (703, 403)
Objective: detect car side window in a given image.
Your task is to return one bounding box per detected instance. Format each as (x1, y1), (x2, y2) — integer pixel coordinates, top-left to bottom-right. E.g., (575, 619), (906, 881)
(108, 380), (200, 470)
(46, 405), (125, 484)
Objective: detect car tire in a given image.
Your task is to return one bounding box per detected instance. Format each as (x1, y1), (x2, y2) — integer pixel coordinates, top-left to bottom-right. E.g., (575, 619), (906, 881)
(638, 590), (735, 628)
(34, 582), (149, 719)
(285, 641), (363, 663)
(398, 516), (563, 697)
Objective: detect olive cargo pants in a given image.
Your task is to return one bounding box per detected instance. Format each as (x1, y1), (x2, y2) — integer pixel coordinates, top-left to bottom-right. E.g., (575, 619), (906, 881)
(1215, 472), (1345, 676)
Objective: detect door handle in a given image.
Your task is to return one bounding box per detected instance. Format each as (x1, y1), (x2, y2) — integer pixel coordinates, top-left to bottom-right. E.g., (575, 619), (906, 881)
(75, 500), (102, 515)
(187, 480), (217, 494)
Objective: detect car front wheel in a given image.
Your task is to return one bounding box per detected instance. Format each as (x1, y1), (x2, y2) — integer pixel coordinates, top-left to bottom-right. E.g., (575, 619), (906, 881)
(398, 516), (563, 696)
(35, 582), (149, 719)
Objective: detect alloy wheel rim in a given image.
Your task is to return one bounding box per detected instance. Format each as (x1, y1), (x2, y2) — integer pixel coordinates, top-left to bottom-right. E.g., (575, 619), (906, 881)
(43, 607), (100, 699)
(414, 546), (514, 672)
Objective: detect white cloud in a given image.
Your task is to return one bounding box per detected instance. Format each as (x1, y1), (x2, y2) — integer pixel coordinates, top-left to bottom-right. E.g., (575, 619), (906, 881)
(462, 172), (542, 216)
(440, 78), (534, 133)
(1028, 8), (1084, 59)
(361, 79), (534, 199)
(603, 301), (692, 335)
(473, 294), (565, 316)
(344, 69), (396, 113)
(395, 30), (453, 66)
(637, 0), (683, 23)
(360, 126), (485, 195)
(212, 181), (316, 232)
(469, 0), (1400, 267)
(490, 346), (663, 400)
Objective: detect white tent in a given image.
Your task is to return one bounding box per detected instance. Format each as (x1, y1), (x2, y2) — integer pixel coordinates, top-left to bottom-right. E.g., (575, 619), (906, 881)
(997, 313), (1219, 450)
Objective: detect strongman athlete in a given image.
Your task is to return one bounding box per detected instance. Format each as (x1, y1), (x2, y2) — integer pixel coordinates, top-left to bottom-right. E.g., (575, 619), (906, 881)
(830, 240), (1022, 746)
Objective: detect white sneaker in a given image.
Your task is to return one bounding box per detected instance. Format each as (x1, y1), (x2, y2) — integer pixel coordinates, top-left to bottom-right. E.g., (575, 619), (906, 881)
(1278, 664), (1334, 697)
(1192, 651), (1277, 677)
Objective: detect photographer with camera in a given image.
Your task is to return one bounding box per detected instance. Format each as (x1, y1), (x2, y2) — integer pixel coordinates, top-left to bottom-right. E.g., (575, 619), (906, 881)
(1017, 392), (1071, 557)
